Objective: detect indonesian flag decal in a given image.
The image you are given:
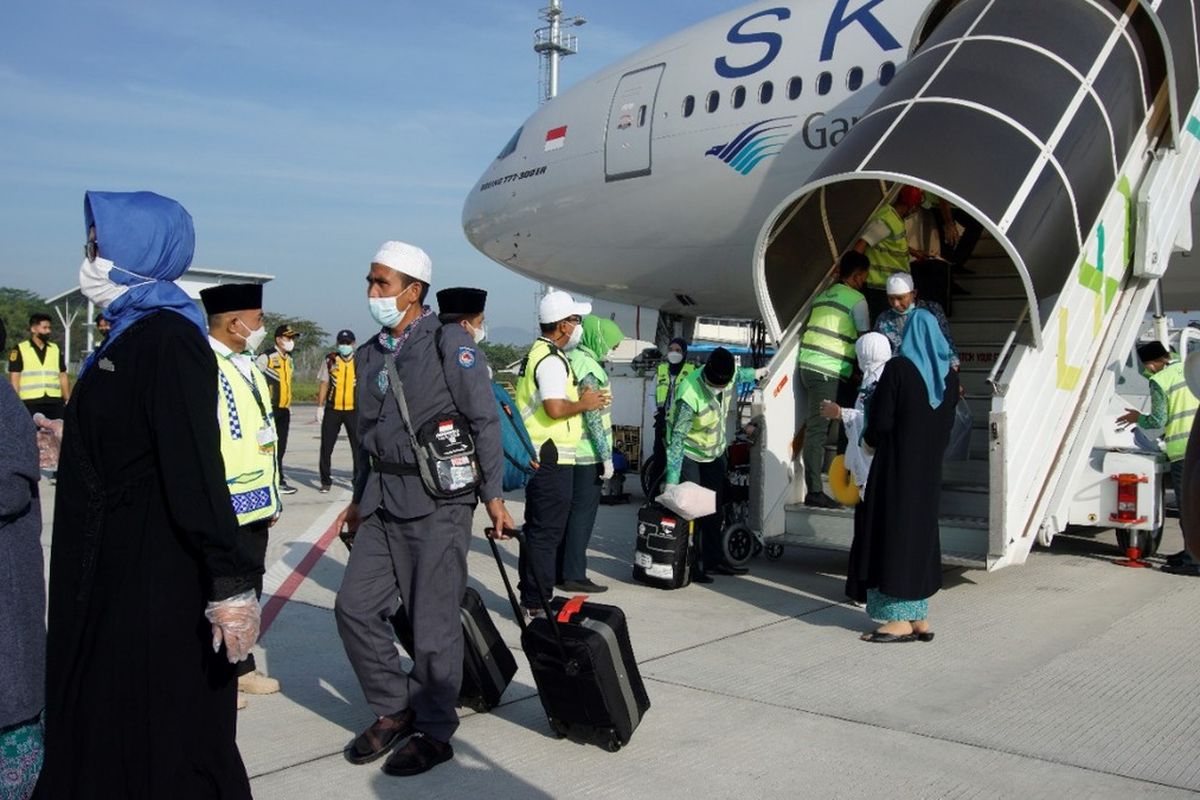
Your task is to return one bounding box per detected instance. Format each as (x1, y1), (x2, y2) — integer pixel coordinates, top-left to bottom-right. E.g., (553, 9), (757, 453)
(545, 125), (567, 151)
(439, 420), (454, 434)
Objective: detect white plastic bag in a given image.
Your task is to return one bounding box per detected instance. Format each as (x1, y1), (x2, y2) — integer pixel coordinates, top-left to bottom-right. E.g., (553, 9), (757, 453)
(944, 399), (973, 462)
(656, 481), (717, 520)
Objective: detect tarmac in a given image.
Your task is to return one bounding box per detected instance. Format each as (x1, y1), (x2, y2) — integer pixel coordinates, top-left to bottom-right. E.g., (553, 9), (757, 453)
(38, 405), (1200, 799)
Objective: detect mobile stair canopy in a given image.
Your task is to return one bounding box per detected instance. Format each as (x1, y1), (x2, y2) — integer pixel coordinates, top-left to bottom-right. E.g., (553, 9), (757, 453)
(749, 0), (1200, 570)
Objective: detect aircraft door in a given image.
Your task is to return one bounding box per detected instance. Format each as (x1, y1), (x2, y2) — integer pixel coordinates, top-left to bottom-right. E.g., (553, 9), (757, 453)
(605, 64), (665, 182)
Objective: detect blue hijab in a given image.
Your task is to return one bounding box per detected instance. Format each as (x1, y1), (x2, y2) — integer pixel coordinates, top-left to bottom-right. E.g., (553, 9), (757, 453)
(81, 191), (205, 374)
(898, 308), (952, 408)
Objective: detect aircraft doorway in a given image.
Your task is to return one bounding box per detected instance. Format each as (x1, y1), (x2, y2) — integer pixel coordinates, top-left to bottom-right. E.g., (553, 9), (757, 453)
(605, 64), (664, 182)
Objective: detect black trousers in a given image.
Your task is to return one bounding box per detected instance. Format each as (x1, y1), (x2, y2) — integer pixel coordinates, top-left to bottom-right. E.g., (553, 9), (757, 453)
(24, 399), (64, 420)
(520, 458), (573, 608)
(680, 455), (727, 573)
(274, 407), (291, 479)
(319, 408), (360, 487)
(235, 522), (270, 678)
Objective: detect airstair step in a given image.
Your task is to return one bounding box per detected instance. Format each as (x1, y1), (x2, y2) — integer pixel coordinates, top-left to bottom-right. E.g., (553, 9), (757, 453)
(948, 318), (1025, 343)
(951, 294), (1028, 318)
(954, 274), (1025, 294)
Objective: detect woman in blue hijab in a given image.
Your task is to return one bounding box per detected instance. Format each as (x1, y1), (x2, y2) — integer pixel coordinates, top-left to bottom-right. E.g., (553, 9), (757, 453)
(845, 309), (959, 643)
(37, 192), (260, 799)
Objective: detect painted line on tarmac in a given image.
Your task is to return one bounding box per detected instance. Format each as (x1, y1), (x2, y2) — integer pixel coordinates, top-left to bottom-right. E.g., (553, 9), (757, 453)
(259, 491), (350, 637)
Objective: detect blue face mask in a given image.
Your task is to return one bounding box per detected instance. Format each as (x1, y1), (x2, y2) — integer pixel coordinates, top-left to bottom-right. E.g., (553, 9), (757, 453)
(337, 344), (353, 357)
(898, 302), (916, 316)
(369, 295), (406, 329)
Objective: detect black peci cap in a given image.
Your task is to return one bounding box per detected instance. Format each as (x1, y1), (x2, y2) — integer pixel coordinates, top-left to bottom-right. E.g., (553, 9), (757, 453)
(436, 287), (488, 315)
(200, 283), (262, 315)
(336, 329), (356, 344)
(1137, 341), (1170, 363)
(703, 347), (736, 386)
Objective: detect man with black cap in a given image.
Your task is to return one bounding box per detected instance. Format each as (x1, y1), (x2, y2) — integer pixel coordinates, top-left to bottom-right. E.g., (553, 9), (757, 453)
(436, 286), (488, 345)
(664, 346), (758, 580)
(1119, 340), (1200, 574)
(257, 324), (300, 494)
(317, 328), (360, 492)
(201, 282), (284, 705)
(333, 243), (513, 778)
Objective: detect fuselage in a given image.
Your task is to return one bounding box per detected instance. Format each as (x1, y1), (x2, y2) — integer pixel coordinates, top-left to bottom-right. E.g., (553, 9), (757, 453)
(462, 0), (938, 318)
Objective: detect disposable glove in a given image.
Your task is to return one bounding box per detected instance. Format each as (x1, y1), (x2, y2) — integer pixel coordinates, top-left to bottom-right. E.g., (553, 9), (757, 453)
(205, 590), (261, 664)
(601, 459), (615, 481)
(315, 406), (325, 424)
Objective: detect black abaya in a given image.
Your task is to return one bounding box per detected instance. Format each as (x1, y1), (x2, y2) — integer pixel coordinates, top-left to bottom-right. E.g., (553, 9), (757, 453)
(36, 311), (259, 800)
(846, 357), (959, 603)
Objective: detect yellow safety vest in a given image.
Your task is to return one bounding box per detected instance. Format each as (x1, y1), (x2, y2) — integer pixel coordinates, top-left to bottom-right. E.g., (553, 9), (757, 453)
(326, 355), (356, 411)
(865, 205), (910, 288)
(15, 340), (63, 401)
(215, 355), (281, 526)
(264, 350), (293, 409)
(516, 338), (581, 466)
(655, 362), (697, 408)
(798, 283), (863, 379)
(670, 370), (732, 462)
(1151, 361), (1200, 461)
(568, 349), (613, 465)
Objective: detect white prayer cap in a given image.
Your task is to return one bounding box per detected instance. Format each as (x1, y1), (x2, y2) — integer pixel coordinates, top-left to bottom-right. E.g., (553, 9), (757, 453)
(538, 290), (591, 324)
(886, 271), (915, 296)
(373, 241), (432, 284)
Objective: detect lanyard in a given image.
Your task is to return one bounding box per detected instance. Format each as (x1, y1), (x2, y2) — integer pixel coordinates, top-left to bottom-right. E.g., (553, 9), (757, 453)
(227, 355), (269, 420)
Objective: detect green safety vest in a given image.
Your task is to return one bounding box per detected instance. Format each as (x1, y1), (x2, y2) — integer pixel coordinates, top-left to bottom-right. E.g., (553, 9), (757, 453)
(568, 349), (613, 465)
(865, 205), (910, 288)
(655, 362), (697, 408)
(797, 283), (863, 379)
(516, 338), (581, 466)
(16, 340), (63, 401)
(215, 355), (281, 526)
(670, 370), (732, 463)
(1151, 361), (1200, 461)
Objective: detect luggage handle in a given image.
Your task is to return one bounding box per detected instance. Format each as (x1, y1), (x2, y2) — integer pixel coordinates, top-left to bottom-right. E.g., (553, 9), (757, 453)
(556, 595), (588, 623)
(486, 527), (572, 662)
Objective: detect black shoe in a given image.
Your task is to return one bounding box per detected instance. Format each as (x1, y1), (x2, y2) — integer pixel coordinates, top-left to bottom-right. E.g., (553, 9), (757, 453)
(279, 482), (298, 496)
(381, 732), (453, 777)
(345, 710), (415, 764)
(804, 492), (840, 509)
(692, 572), (714, 584)
(711, 564), (748, 576)
(319, 484), (331, 494)
(1165, 549), (1189, 565)
(1161, 562), (1200, 576)
(560, 578), (608, 593)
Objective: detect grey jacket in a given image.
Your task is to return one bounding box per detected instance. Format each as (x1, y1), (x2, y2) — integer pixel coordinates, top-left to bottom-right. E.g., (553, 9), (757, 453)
(0, 380), (45, 727)
(353, 315), (503, 520)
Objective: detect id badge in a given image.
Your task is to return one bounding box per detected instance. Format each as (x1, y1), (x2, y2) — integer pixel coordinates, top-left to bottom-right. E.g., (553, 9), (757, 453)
(257, 425), (277, 448)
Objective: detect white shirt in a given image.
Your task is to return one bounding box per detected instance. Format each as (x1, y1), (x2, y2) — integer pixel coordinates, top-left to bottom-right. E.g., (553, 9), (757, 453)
(850, 300), (870, 334)
(208, 336), (254, 382)
(533, 340), (570, 403)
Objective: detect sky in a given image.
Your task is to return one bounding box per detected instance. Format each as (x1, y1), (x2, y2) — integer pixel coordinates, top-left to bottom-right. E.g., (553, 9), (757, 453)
(0, 0), (733, 344)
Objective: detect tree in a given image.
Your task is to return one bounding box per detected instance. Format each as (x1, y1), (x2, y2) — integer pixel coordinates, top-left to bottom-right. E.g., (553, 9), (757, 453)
(0, 288), (53, 352)
(480, 341), (527, 372)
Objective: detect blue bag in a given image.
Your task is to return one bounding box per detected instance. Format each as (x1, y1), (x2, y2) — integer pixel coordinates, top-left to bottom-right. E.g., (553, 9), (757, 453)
(494, 383), (538, 491)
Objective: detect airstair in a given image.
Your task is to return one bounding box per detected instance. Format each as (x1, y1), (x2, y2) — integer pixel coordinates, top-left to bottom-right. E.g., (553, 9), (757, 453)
(747, 0), (1200, 570)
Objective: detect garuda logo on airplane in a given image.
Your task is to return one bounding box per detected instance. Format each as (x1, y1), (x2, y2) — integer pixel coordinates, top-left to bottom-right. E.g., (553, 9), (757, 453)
(706, 117), (796, 176)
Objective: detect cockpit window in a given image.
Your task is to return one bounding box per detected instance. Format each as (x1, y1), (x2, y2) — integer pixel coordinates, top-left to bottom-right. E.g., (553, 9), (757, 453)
(497, 127), (523, 160)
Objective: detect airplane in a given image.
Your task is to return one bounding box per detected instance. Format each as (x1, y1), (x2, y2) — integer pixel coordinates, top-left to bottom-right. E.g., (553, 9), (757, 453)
(463, 0), (1200, 572)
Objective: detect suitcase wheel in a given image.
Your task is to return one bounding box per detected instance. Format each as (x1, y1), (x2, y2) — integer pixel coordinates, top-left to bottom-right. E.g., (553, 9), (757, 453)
(548, 717), (568, 739)
(765, 543), (784, 560)
(604, 731), (622, 753)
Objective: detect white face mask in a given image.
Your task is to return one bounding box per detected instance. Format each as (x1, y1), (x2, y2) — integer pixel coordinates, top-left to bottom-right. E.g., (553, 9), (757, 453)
(79, 257), (148, 309)
(465, 321), (487, 344)
(369, 295), (407, 329)
(280, 338), (295, 354)
(237, 318), (267, 353)
(666, 351), (684, 365)
(564, 323), (583, 351)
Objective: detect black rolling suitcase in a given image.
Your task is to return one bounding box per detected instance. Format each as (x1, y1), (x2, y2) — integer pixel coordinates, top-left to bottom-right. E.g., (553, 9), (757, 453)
(489, 531), (650, 751)
(632, 502), (694, 589)
(390, 586), (517, 712)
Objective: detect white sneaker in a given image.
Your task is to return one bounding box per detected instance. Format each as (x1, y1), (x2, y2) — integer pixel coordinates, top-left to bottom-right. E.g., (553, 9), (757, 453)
(238, 671), (281, 695)
(237, 693), (249, 711)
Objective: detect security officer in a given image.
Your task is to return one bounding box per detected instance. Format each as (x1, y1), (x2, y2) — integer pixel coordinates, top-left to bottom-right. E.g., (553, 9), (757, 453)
(651, 337), (695, 487)
(317, 328), (360, 492)
(200, 282), (283, 707)
(797, 251), (870, 509)
(9, 312), (70, 419)
(257, 324), (300, 495)
(1119, 341), (1200, 575)
(334, 241), (513, 778)
(664, 347), (759, 580)
(516, 290), (608, 615)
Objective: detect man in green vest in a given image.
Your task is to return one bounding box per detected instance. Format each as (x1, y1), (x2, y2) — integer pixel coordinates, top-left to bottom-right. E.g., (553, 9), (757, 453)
(651, 337), (695, 487)
(201, 282), (283, 708)
(854, 185), (953, 319)
(1118, 341), (1200, 575)
(9, 312), (70, 420)
(515, 290), (608, 615)
(796, 251), (870, 509)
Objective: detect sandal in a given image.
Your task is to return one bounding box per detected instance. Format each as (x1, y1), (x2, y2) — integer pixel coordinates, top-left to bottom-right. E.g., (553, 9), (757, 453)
(860, 631), (917, 643)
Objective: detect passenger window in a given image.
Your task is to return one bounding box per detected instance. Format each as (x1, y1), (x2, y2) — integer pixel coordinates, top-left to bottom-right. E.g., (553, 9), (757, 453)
(817, 72), (832, 95)
(880, 62), (897, 86)
(706, 91), (720, 113)
(732, 85), (746, 109)
(683, 95), (695, 118)
(847, 67), (863, 91)
(760, 81), (774, 104)
(637, 105), (647, 127)
(787, 77), (803, 100)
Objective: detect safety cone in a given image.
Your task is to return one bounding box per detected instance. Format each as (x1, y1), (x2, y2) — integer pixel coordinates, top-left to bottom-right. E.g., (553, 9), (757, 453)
(1114, 546), (1152, 568)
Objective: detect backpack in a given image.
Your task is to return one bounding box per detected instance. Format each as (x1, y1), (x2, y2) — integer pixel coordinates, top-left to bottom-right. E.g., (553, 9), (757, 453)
(493, 382), (538, 491)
